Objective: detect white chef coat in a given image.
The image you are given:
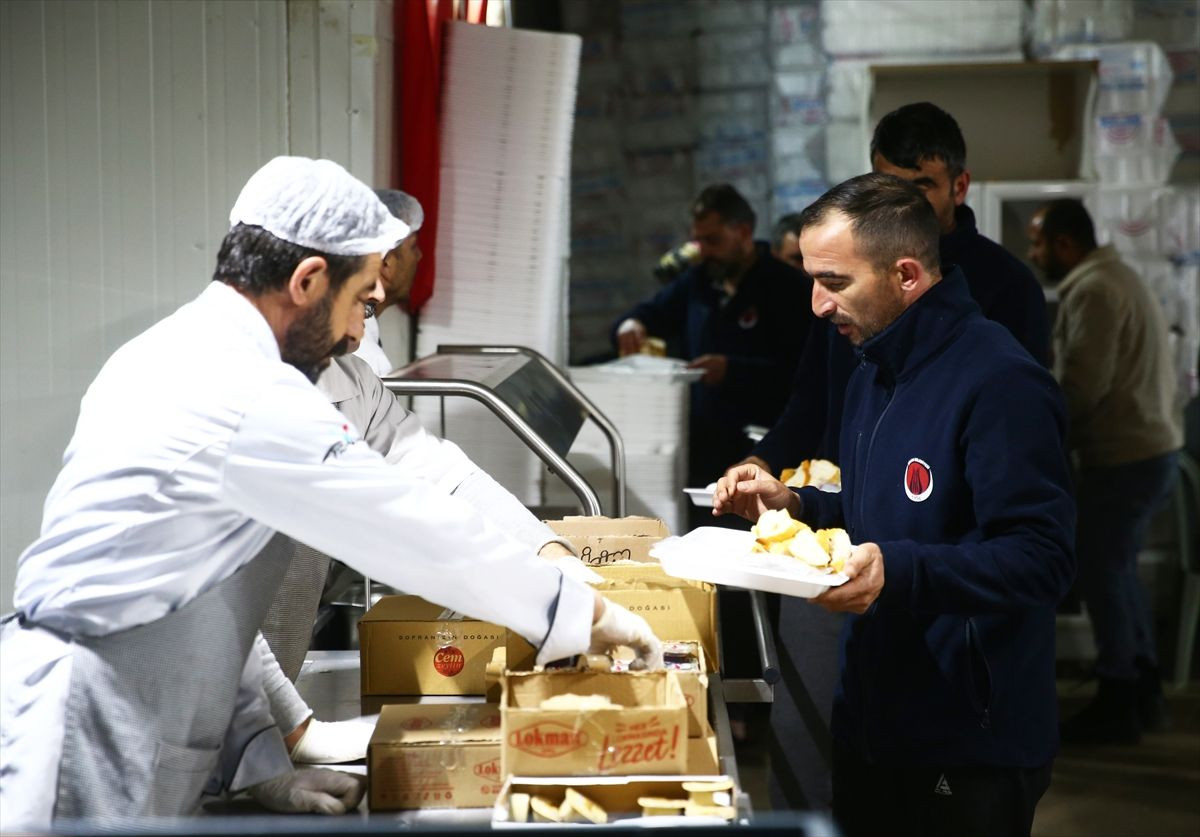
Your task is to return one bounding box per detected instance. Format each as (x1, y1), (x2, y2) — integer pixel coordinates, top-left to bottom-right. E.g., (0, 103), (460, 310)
(2, 281), (593, 829)
(13, 281), (591, 647)
(353, 315), (393, 376)
(317, 353), (573, 555)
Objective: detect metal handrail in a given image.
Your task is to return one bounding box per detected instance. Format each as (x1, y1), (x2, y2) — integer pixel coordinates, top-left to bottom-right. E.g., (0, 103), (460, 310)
(435, 345), (627, 517)
(381, 377), (603, 517)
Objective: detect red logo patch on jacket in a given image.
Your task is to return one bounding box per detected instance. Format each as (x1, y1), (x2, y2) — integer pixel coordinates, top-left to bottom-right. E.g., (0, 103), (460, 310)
(738, 307), (759, 329)
(904, 458), (933, 502)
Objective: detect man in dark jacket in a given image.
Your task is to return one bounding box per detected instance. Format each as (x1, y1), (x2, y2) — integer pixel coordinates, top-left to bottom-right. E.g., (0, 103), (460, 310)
(715, 173), (1075, 837)
(613, 184), (812, 487)
(743, 103), (1053, 814)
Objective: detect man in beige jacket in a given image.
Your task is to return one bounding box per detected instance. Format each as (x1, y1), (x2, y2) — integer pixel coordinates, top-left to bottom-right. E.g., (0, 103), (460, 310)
(1028, 199), (1183, 746)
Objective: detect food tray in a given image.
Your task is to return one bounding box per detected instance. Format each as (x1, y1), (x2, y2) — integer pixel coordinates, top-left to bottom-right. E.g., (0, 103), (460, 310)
(650, 527), (848, 599)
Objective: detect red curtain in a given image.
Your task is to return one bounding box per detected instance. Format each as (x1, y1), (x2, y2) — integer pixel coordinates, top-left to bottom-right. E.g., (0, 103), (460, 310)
(395, 0), (486, 313)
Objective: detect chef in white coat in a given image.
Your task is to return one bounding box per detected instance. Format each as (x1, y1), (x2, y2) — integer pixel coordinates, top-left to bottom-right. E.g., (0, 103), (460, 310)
(0, 156), (660, 831)
(261, 261), (600, 764)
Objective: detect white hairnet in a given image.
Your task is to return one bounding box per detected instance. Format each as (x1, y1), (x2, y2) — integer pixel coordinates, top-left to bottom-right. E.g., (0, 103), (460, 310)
(374, 189), (425, 236)
(229, 156), (410, 256)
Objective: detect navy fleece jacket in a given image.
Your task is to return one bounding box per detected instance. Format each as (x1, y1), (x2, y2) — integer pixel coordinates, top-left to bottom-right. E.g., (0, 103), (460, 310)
(797, 267), (1075, 768)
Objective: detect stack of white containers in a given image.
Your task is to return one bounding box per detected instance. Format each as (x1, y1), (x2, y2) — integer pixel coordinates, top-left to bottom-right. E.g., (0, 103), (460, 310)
(543, 362), (692, 536)
(691, 0), (772, 224)
(769, 1), (828, 219)
(1048, 39), (1199, 405)
(820, 0), (1027, 183)
(416, 22), (581, 504)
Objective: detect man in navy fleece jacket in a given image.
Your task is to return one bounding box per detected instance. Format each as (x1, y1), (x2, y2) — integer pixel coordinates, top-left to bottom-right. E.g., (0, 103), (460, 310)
(715, 173), (1075, 837)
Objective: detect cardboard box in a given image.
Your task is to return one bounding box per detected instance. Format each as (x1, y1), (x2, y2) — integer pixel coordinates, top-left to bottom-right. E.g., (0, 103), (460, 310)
(593, 562), (719, 672)
(546, 516), (670, 565)
(493, 774), (738, 826)
(368, 703), (503, 810)
(501, 670), (688, 777)
(870, 61), (1098, 181)
(507, 563), (720, 674)
(614, 643), (708, 738)
(687, 723), (720, 775)
(360, 596), (505, 696)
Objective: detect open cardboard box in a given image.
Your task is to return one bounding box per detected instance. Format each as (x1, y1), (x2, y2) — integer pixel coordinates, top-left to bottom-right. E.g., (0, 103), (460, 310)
(592, 561), (720, 672)
(368, 703), (503, 811)
(359, 595), (505, 697)
(501, 670), (688, 777)
(508, 562), (719, 674)
(546, 516), (671, 565)
(613, 642), (709, 738)
(493, 775), (739, 827)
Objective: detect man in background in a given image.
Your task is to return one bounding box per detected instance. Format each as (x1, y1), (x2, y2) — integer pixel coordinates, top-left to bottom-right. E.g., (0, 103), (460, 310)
(352, 189), (423, 376)
(1028, 198), (1183, 746)
(771, 212), (804, 270)
(613, 183), (812, 489)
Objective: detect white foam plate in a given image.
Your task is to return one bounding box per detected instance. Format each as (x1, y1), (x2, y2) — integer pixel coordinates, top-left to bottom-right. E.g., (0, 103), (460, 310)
(650, 526), (848, 599)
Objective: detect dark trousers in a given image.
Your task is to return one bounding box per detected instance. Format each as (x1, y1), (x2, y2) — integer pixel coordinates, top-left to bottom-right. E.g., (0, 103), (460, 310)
(1076, 452), (1178, 679)
(832, 746), (1052, 837)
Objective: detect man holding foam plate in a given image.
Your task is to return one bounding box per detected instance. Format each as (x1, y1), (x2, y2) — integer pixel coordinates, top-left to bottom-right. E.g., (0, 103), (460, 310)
(713, 173), (1074, 837)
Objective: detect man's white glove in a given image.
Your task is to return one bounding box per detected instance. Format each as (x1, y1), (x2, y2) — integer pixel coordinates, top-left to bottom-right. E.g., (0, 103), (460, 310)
(290, 718), (378, 764)
(249, 767), (366, 814)
(589, 599), (663, 670)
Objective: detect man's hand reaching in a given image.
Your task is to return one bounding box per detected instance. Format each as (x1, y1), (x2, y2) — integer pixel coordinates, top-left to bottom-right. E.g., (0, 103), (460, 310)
(712, 462), (800, 521)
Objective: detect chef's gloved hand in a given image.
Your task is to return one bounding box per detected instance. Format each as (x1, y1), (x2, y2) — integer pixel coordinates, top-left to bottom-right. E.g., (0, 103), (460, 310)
(249, 767), (365, 814)
(290, 717), (378, 765)
(589, 598), (663, 671)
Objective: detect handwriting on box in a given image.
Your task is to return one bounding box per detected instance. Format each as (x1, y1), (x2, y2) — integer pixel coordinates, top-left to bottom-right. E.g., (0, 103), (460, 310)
(580, 545), (633, 565)
(599, 717), (681, 772)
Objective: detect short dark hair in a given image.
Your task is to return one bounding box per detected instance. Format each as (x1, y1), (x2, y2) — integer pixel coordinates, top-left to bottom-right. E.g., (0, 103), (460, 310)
(771, 213), (804, 252)
(692, 183), (756, 231)
(1039, 199), (1097, 251)
(212, 223), (366, 295)
(870, 102), (967, 179)
(799, 173), (941, 276)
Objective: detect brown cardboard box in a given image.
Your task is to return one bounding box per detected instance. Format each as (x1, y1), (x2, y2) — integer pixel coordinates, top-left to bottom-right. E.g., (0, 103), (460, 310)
(546, 516), (670, 565)
(360, 596), (505, 696)
(501, 670), (688, 777)
(593, 562), (719, 672)
(613, 643), (708, 738)
(493, 775), (738, 825)
(368, 703), (503, 810)
(506, 563), (720, 674)
(687, 723), (720, 775)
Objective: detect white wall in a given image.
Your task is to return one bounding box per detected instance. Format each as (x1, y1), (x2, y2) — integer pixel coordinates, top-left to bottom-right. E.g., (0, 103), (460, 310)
(0, 0), (393, 610)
